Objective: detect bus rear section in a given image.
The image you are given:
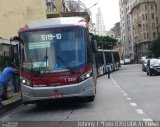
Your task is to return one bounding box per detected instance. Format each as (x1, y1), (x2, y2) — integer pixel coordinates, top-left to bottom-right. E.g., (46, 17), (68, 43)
(95, 49), (106, 76)
(17, 17), (97, 105)
(104, 50), (113, 72)
(112, 50), (121, 70)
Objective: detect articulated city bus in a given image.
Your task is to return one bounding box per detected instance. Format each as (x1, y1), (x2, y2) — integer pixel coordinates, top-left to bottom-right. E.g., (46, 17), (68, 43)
(11, 17), (98, 106)
(95, 49), (106, 76)
(112, 50), (121, 70)
(96, 49), (120, 76)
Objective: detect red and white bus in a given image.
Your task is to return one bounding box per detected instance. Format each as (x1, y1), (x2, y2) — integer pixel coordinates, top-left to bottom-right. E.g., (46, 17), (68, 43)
(11, 17), (97, 106)
(96, 49), (120, 76)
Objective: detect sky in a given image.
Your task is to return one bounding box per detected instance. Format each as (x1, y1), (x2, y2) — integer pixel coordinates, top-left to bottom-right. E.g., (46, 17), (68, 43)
(80, 0), (120, 31)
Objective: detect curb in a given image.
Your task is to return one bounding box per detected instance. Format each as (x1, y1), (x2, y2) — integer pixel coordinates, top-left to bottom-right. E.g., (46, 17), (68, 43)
(0, 99), (22, 116)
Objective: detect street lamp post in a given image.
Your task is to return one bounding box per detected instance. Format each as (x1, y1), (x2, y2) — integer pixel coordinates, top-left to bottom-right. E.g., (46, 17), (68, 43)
(85, 2), (99, 11)
(78, 1), (99, 12)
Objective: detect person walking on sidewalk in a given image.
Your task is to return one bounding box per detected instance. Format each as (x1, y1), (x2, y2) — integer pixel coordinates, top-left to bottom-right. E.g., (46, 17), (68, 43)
(0, 62), (18, 107)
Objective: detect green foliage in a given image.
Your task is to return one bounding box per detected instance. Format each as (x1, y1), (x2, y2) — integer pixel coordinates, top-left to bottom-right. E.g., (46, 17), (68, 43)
(149, 33), (160, 57)
(94, 35), (117, 49)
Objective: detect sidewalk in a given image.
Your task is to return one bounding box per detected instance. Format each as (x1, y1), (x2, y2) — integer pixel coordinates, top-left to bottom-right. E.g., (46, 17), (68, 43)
(0, 85), (22, 116)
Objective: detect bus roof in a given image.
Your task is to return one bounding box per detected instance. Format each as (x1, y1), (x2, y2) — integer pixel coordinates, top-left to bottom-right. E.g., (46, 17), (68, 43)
(26, 17), (87, 30)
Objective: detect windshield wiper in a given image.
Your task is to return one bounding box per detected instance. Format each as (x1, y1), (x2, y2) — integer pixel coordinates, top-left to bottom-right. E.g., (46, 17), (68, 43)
(57, 55), (76, 74)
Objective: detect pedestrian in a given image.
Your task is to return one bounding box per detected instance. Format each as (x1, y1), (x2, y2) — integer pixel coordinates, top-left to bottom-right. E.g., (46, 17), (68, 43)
(0, 61), (18, 107)
(107, 64), (111, 79)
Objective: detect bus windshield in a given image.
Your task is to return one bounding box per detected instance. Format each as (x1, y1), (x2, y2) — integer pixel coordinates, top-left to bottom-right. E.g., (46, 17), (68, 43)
(20, 27), (87, 74)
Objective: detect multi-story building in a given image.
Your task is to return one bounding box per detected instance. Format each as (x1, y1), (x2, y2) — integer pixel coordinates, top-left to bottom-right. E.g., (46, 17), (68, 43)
(130, 0), (157, 63)
(65, 0), (95, 34)
(96, 8), (106, 36)
(112, 22), (121, 38)
(107, 22), (123, 60)
(66, 0), (87, 12)
(106, 30), (116, 38)
(156, 0), (160, 32)
(119, 0), (135, 61)
(0, 0), (46, 39)
(46, 0), (70, 18)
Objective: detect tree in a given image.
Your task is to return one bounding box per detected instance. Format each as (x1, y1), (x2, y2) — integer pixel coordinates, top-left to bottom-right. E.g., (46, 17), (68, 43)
(94, 35), (117, 49)
(149, 33), (160, 57)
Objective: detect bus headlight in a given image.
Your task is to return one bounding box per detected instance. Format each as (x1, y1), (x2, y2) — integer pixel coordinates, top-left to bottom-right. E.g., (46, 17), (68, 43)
(80, 70), (93, 82)
(21, 78), (32, 87)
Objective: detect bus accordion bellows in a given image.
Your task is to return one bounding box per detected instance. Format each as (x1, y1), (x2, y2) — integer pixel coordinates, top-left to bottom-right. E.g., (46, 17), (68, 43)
(96, 49), (121, 76)
(10, 17), (98, 106)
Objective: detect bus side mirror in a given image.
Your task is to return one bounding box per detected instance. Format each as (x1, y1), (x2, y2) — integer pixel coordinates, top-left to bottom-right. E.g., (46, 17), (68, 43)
(89, 33), (98, 53)
(92, 40), (98, 53)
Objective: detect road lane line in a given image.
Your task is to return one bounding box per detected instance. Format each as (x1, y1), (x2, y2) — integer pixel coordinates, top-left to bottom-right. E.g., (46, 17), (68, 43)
(143, 119), (153, 122)
(121, 90), (125, 93)
(126, 97), (131, 101)
(136, 109), (144, 114)
(130, 103), (137, 107)
(110, 75), (152, 120)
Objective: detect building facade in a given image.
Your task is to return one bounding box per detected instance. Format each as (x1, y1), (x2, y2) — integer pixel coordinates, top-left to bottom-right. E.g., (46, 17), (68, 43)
(66, 0), (87, 12)
(66, 0), (95, 34)
(130, 0), (157, 63)
(46, 0), (70, 18)
(106, 30), (116, 38)
(119, 0), (135, 61)
(0, 0), (46, 39)
(96, 8), (106, 36)
(156, 0), (160, 32)
(112, 22), (121, 38)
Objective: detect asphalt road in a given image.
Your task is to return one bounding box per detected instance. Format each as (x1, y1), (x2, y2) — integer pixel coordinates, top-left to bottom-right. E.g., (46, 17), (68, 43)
(0, 64), (160, 126)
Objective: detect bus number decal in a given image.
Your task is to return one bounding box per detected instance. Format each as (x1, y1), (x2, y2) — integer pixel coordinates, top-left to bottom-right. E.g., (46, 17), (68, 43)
(64, 77), (77, 82)
(56, 34), (61, 39)
(41, 34), (61, 41)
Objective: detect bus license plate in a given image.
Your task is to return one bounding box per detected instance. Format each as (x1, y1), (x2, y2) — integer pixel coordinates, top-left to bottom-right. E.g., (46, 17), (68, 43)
(50, 93), (63, 99)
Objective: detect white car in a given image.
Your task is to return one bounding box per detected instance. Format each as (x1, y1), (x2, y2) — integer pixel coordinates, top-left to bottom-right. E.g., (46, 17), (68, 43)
(120, 60), (124, 65)
(124, 59), (131, 64)
(140, 56), (147, 63)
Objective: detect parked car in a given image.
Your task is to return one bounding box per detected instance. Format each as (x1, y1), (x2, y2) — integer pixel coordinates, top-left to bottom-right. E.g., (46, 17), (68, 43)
(146, 58), (160, 76)
(120, 60), (124, 65)
(140, 56), (147, 63)
(142, 59), (149, 72)
(124, 58), (131, 65)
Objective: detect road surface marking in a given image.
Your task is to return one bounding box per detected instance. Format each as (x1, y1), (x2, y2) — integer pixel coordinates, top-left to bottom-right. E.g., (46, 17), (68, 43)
(143, 119), (153, 122)
(121, 90), (125, 93)
(126, 97), (131, 101)
(116, 85), (120, 88)
(136, 109), (144, 114)
(114, 82), (118, 85)
(123, 93), (127, 96)
(110, 76), (151, 119)
(130, 103), (137, 107)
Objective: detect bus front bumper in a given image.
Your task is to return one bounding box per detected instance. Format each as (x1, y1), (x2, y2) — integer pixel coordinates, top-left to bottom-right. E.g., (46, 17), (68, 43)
(21, 77), (95, 104)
